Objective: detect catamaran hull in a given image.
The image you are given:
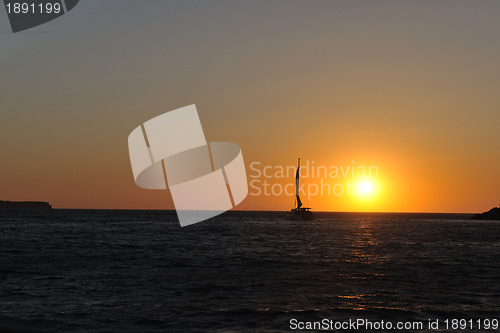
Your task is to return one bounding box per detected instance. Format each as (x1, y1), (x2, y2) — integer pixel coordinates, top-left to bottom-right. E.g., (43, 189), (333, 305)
(289, 210), (314, 220)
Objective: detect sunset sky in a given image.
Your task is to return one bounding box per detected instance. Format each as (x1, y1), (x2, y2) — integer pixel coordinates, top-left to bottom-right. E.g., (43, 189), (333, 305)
(1, 0), (499, 213)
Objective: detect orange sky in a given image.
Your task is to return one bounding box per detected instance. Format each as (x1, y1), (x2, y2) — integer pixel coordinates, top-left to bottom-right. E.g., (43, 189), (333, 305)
(1, 1), (499, 213)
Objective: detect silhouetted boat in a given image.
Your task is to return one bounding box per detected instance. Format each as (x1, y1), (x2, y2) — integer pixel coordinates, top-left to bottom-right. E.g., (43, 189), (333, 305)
(290, 158), (313, 219)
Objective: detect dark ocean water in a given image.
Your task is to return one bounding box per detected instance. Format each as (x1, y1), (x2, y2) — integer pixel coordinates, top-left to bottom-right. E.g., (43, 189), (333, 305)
(0, 210), (498, 332)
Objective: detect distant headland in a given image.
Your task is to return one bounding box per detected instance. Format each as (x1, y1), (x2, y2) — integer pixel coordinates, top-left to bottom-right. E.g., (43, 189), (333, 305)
(472, 206), (500, 220)
(0, 201), (52, 210)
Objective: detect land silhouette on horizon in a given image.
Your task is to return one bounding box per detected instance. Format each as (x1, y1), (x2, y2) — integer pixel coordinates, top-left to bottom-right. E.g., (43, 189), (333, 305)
(0, 201), (52, 210)
(473, 206), (500, 220)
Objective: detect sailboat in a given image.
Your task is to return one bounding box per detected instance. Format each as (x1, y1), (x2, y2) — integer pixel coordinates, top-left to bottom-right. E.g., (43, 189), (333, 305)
(290, 158), (313, 219)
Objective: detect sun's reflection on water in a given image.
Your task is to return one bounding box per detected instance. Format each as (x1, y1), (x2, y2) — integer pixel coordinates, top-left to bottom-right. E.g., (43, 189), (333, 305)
(341, 217), (386, 265)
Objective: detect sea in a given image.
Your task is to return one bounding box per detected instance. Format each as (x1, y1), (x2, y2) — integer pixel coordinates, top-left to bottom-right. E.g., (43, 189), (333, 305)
(0, 210), (498, 332)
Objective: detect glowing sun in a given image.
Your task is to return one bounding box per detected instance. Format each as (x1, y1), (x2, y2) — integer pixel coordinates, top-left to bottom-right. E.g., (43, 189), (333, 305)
(359, 181), (373, 194)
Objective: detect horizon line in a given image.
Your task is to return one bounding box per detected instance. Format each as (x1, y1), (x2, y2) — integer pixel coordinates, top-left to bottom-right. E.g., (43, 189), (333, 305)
(43, 208), (479, 215)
